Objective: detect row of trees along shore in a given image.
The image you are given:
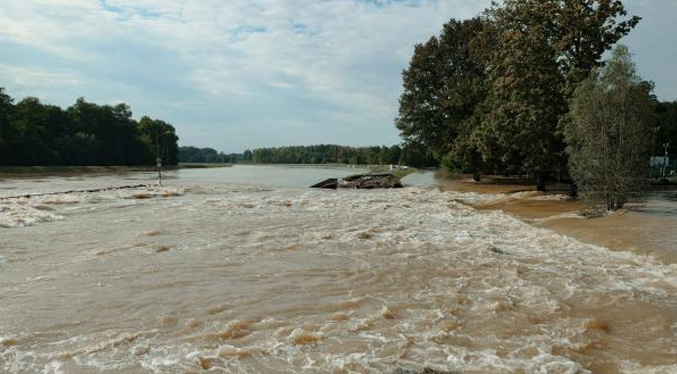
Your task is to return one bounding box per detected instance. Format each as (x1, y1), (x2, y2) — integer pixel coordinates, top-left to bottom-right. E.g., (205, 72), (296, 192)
(0, 91), (179, 166)
(396, 0), (677, 212)
(179, 144), (438, 168)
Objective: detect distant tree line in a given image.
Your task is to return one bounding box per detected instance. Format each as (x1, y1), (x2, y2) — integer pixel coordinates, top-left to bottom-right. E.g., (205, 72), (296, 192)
(396, 0), (677, 212)
(179, 144), (437, 167)
(216, 144), (434, 167)
(0, 88), (179, 166)
(178, 146), (250, 164)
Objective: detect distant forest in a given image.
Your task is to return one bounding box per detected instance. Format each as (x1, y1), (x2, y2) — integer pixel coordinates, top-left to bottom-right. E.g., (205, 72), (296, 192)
(0, 88), (179, 166)
(179, 144), (438, 167)
(178, 146), (250, 164)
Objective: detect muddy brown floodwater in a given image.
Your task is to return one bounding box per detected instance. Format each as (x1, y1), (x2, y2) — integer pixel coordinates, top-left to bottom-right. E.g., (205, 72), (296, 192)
(436, 173), (677, 264)
(0, 166), (676, 374)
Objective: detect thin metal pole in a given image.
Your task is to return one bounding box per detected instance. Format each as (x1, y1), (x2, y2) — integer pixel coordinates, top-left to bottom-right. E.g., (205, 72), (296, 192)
(156, 132), (162, 186)
(663, 143), (670, 181)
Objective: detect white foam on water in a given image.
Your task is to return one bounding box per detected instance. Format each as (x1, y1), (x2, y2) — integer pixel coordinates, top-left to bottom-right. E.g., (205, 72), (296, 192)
(0, 201), (64, 227)
(1, 186), (676, 373)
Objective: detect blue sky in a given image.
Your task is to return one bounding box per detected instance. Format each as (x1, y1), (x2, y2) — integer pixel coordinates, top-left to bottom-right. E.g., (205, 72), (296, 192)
(1, 1), (675, 153)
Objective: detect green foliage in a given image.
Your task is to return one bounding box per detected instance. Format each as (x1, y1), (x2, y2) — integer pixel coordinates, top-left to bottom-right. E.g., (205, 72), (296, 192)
(655, 100), (677, 156)
(245, 144), (436, 167)
(396, 17), (491, 174)
(0, 89), (179, 166)
(138, 116), (179, 165)
(178, 146), (247, 164)
(486, 0), (568, 189)
(565, 46), (654, 213)
(397, 0), (640, 189)
(484, 0), (639, 190)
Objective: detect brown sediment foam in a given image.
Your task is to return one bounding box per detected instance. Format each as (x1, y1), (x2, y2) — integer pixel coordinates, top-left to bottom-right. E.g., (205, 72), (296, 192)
(329, 312), (350, 321)
(46, 331), (146, 360)
(206, 304), (228, 315)
(381, 307), (397, 320)
(585, 319), (612, 333)
(154, 245), (171, 253)
(132, 192), (151, 199)
(162, 315), (179, 327)
(357, 232), (373, 240)
(194, 321), (252, 342)
(0, 338), (17, 347)
(292, 334), (320, 345)
(218, 346), (254, 359)
(198, 356), (212, 369)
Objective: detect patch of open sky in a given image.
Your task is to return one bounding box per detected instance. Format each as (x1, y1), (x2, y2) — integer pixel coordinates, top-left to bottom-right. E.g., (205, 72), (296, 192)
(291, 21), (320, 37)
(359, 0), (419, 8)
(234, 25), (268, 35)
(1, 39), (70, 71)
(99, 0), (164, 22)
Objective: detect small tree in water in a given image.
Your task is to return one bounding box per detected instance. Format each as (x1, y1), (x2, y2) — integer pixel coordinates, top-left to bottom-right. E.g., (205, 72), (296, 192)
(565, 45), (654, 216)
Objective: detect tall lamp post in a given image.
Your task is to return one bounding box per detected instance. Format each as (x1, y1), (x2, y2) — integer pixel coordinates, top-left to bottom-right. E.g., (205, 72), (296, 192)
(156, 130), (173, 186)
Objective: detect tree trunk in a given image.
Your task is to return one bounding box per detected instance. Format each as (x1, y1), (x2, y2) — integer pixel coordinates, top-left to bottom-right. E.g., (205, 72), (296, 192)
(536, 172), (546, 192)
(569, 182), (578, 199)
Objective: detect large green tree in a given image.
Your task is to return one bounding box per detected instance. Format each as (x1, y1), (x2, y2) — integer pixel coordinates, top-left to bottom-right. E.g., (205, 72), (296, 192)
(485, 1), (567, 190)
(483, 0), (640, 190)
(396, 17), (491, 178)
(565, 46), (654, 214)
(137, 116), (179, 166)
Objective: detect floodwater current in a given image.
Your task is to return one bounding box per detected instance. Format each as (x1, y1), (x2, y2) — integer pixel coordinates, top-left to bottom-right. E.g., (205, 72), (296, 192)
(1, 166), (676, 374)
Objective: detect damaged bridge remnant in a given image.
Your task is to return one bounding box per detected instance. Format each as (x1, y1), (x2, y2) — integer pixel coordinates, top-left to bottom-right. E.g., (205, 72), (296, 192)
(310, 173), (404, 189)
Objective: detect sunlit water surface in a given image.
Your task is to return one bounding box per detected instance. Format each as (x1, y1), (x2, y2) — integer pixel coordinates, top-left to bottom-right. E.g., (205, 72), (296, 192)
(1, 166), (676, 374)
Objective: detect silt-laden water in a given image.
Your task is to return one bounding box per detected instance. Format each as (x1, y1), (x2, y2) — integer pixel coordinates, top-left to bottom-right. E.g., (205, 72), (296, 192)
(1, 166), (676, 374)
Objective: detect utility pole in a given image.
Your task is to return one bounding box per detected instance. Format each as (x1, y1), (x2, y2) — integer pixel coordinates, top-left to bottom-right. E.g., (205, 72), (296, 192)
(651, 126), (659, 179)
(663, 142), (670, 181)
(156, 130), (172, 186)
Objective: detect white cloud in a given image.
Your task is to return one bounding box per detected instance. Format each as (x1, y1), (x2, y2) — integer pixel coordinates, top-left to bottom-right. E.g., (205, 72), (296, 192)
(0, 64), (83, 87)
(3, 0), (672, 151)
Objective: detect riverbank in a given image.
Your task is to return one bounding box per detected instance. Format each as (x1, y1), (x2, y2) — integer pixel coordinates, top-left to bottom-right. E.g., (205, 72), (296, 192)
(0, 164), (233, 177)
(435, 172), (677, 263)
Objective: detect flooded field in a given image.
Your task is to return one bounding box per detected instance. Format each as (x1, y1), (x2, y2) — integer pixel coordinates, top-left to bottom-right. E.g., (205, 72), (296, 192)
(1, 166), (676, 373)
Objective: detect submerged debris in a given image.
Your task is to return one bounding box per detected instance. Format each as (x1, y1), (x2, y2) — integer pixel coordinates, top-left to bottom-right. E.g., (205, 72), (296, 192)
(488, 245), (508, 255)
(311, 173), (404, 189)
(392, 368), (461, 374)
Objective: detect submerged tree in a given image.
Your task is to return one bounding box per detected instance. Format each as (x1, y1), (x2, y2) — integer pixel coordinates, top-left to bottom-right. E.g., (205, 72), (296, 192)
(565, 45), (654, 215)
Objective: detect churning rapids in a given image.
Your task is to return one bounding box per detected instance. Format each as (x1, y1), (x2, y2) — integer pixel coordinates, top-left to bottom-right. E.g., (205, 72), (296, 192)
(1, 166), (676, 374)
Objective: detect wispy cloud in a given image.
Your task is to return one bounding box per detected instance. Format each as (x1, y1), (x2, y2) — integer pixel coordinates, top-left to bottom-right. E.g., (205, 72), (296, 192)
(0, 64), (83, 88)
